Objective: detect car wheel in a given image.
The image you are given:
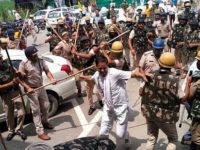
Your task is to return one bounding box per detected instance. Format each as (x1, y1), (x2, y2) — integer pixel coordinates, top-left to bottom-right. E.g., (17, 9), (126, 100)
(48, 94), (58, 117)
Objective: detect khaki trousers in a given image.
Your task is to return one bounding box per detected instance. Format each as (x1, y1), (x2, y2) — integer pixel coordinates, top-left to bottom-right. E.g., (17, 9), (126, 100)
(146, 119), (178, 150)
(28, 87), (49, 135)
(2, 90), (25, 133)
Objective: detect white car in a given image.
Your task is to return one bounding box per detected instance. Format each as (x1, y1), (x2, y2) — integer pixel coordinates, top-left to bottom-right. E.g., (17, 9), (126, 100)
(46, 10), (75, 27)
(33, 9), (53, 20)
(0, 50), (76, 123)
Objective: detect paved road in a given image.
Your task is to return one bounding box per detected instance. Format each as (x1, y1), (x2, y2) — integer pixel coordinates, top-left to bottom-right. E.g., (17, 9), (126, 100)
(0, 30), (191, 150)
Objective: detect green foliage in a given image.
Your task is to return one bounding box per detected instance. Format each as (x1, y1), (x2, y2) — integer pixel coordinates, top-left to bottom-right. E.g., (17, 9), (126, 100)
(0, 0), (15, 21)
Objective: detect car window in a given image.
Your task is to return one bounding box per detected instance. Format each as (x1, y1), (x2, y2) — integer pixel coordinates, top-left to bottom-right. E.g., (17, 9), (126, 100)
(40, 11), (47, 15)
(11, 60), (22, 69)
(34, 11), (41, 16)
(55, 8), (61, 11)
(63, 12), (69, 17)
(48, 12), (61, 18)
(62, 8), (68, 11)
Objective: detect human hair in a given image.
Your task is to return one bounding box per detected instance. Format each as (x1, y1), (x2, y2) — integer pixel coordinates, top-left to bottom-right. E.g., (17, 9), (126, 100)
(95, 55), (108, 65)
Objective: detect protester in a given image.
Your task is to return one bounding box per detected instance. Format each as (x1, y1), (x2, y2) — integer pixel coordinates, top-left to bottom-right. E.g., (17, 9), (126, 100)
(79, 55), (147, 148)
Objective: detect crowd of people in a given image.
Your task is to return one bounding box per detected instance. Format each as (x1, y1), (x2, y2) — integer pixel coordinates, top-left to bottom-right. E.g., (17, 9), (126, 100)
(0, 0), (200, 149)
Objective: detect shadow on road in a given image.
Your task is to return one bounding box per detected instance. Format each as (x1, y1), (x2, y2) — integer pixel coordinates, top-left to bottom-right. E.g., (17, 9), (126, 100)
(0, 138), (32, 150)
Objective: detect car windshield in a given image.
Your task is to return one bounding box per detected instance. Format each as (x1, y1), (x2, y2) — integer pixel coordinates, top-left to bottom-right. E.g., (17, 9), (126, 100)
(40, 11), (47, 15)
(63, 12), (69, 17)
(11, 60), (22, 69)
(48, 12), (61, 18)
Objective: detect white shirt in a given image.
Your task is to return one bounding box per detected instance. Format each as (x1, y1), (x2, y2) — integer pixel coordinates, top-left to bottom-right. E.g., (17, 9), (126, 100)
(92, 68), (132, 105)
(28, 19), (34, 29)
(182, 60), (199, 91)
(15, 12), (21, 20)
(168, 5), (177, 15)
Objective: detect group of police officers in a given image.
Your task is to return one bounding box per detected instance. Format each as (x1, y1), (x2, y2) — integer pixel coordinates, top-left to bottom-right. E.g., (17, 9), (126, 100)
(0, 0), (200, 149)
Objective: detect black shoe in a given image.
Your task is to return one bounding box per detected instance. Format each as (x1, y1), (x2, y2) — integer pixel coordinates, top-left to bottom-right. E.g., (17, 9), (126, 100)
(99, 100), (104, 107)
(6, 132), (16, 141)
(16, 130), (27, 140)
(88, 106), (96, 115)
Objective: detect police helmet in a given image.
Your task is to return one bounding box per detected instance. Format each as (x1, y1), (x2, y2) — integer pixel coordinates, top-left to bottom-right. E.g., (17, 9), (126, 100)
(138, 18), (145, 24)
(195, 51), (200, 60)
(159, 52), (176, 68)
(25, 46), (38, 58)
(98, 18), (105, 24)
(185, 2), (191, 7)
(7, 29), (14, 36)
(111, 41), (123, 53)
(153, 38), (164, 49)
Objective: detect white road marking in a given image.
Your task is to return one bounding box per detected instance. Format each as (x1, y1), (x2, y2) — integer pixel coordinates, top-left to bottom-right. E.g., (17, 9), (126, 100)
(69, 98), (102, 138)
(71, 99), (88, 125)
(78, 111), (102, 138)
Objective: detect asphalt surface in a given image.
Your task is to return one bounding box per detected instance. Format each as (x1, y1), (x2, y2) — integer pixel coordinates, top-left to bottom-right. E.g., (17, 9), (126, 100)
(0, 30), (191, 150)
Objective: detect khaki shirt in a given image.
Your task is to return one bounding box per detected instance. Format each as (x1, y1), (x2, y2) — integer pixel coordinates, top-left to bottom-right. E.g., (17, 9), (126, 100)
(19, 58), (49, 87)
(154, 21), (170, 38)
(54, 41), (72, 61)
(139, 50), (159, 73)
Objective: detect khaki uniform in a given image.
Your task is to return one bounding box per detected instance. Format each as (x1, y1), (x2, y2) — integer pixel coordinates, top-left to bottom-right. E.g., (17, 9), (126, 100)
(139, 50), (159, 73)
(19, 58), (50, 135)
(53, 41), (72, 61)
(141, 70), (184, 150)
(0, 61), (25, 133)
(154, 21), (171, 51)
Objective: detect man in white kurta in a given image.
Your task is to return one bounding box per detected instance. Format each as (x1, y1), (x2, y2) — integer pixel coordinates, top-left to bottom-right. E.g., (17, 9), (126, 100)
(80, 56), (147, 147)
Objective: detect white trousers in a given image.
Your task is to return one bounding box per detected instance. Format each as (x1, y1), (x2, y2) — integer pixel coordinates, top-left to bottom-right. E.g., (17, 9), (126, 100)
(99, 104), (129, 139)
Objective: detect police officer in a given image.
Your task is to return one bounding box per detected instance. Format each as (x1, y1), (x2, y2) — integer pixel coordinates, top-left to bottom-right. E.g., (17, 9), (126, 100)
(102, 41), (125, 70)
(0, 51), (28, 141)
(139, 38), (163, 75)
(28, 15), (37, 45)
(95, 18), (109, 45)
(128, 18), (148, 69)
(6, 29), (19, 49)
(183, 2), (192, 20)
(141, 52), (187, 150)
(184, 19), (200, 64)
(84, 16), (95, 43)
(72, 36), (102, 115)
(145, 17), (157, 49)
(19, 46), (57, 140)
(154, 12), (171, 40)
(139, 38), (163, 95)
(108, 16), (122, 42)
(53, 31), (72, 61)
(56, 18), (67, 36)
(184, 51), (200, 150)
(170, 14), (189, 68)
(45, 27), (60, 52)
